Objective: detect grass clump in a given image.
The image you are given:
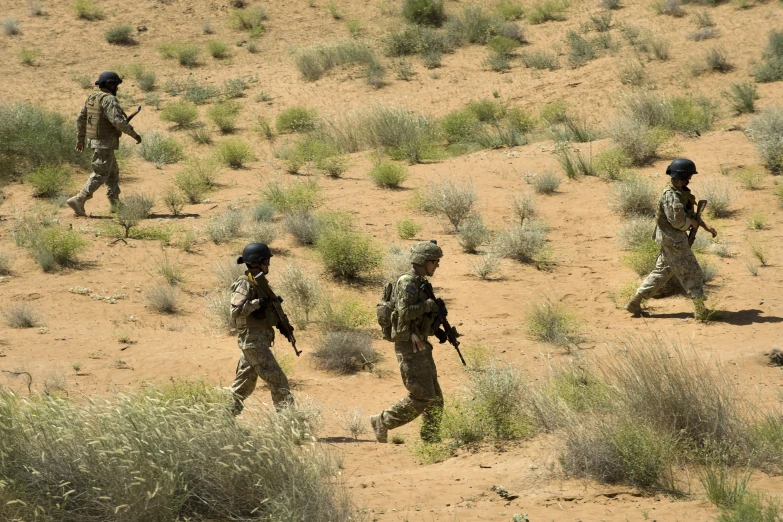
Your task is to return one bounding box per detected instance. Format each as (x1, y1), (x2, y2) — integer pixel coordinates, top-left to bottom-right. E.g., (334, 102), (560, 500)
(116, 193), (154, 237)
(753, 29), (783, 83)
(526, 297), (580, 348)
(206, 209), (245, 244)
(13, 217), (88, 272)
(313, 331), (382, 374)
(593, 148), (633, 180)
(229, 6), (267, 33)
(701, 179), (732, 217)
(529, 171), (561, 194)
(359, 105), (440, 163)
(174, 160), (220, 203)
(3, 302), (41, 328)
(138, 131), (184, 167)
(73, 0), (103, 20)
(208, 101), (241, 133)
(0, 251), (12, 275)
(3, 18), (20, 36)
(316, 227), (382, 279)
(277, 263), (322, 328)
(26, 164), (72, 198)
(618, 216), (655, 250)
(264, 178), (322, 214)
(160, 100), (199, 129)
(566, 31), (596, 68)
(458, 215), (490, 253)
(284, 212), (321, 245)
(746, 107), (783, 173)
(276, 106), (319, 133)
(527, 0), (568, 24)
(493, 220), (548, 265)
(653, 0), (685, 17)
(162, 187), (186, 216)
(402, 0), (446, 27)
(207, 40), (230, 59)
(158, 43), (201, 68)
(724, 82), (758, 115)
(295, 40), (378, 81)
(146, 283), (180, 314)
(705, 46), (733, 73)
(608, 117), (671, 166)
(420, 179), (476, 230)
(216, 138), (256, 168)
(736, 167), (765, 190)
(397, 218), (421, 239)
(105, 24), (134, 45)
(611, 175), (657, 217)
(369, 161), (409, 188)
(622, 238), (659, 276)
(520, 50), (559, 70)
(511, 192), (536, 224)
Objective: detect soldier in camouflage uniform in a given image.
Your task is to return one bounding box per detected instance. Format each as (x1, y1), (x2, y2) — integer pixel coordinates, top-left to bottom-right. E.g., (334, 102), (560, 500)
(230, 242), (294, 415)
(625, 158), (717, 320)
(371, 241), (444, 443)
(67, 71), (142, 217)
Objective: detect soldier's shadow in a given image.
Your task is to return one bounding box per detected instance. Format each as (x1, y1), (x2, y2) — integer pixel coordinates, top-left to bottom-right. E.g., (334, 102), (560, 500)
(318, 436), (376, 444)
(652, 309), (783, 326)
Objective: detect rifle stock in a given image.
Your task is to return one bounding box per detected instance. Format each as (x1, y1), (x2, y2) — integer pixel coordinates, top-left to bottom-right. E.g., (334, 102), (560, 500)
(255, 276), (301, 357)
(688, 199), (708, 246)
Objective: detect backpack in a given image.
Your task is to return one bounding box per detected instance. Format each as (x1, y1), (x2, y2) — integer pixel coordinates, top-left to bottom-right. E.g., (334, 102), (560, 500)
(376, 281), (395, 341)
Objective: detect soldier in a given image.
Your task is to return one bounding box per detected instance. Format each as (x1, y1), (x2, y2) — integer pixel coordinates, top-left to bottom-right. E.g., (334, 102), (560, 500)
(67, 71), (142, 217)
(625, 158), (717, 320)
(230, 242), (294, 415)
(371, 240), (444, 444)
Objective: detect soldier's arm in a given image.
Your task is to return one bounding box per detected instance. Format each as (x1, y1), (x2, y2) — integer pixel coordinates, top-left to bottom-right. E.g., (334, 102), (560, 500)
(230, 280), (261, 319)
(76, 104), (88, 141)
(662, 191), (691, 231)
(101, 95), (140, 139)
(394, 278), (430, 325)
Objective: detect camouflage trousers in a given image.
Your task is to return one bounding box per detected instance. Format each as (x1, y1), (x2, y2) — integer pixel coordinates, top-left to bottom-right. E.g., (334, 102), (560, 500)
(378, 340), (443, 442)
(78, 148), (120, 200)
(636, 241), (704, 300)
(230, 329), (293, 414)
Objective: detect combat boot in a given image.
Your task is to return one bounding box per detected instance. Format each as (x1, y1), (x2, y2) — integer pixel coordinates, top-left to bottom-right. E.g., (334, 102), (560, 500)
(693, 298), (710, 322)
(108, 196), (121, 214)
(624, 293), (644, 317)
(66, 194), (87, 217)
(370, 414), (388, 443)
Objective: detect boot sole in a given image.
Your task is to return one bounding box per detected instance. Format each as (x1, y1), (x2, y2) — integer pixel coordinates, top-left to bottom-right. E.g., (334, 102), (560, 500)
(67, 200), (86, 217)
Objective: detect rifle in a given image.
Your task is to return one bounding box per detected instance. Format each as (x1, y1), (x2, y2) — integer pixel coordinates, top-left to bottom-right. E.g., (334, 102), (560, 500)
(421, 281), (466, 366)
(688, 199), (708, 246)
(126, 106), (142, 122)
(255, 276), (301, 357)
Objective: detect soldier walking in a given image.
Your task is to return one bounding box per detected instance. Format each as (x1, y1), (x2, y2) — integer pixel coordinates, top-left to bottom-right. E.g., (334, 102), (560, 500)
(67, 71), (141, 217)
(230, 242), (294, 415)
(371, 241), (445, 444)
(625, 158), (717, 320)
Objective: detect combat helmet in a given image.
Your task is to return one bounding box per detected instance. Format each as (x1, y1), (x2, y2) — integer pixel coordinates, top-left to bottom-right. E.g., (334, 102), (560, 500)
(410, 240), (443, 266)
(95, 71), (123, 86)
(666, 158), (698, 180)
(237, 242), (273, 265)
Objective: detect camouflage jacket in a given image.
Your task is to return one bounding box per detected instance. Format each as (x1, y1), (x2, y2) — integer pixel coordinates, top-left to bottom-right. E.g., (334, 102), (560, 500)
(392, 269), (435, 340)
(76, 88), (138, 149)
(654, 183), (697, 247)
(230, 272), (279, 335)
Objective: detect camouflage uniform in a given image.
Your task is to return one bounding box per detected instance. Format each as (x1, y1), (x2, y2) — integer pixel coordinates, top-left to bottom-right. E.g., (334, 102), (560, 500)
(632, 183), (704, 303)
(229, 272), (293, 413)
(75, 89), (139, 204)
(376, 268), (443, 442)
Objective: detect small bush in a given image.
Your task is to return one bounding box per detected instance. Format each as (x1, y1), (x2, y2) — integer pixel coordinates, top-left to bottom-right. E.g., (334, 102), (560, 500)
(216, 138), (256, 168)
(746, 107), (783, 173)
(184, 85), (221, 105)
(277, 263), (322, 327)
(3, 302), (40, 328)
(224, 78), (247, 99)
(653, 0), (685, 17)
(3, 18), (20, 36)
(724, 82), (758, 115)
(319, 297), (374, 332)
(276, 106), (318, 133)
(27, 164), (71, 198)
(365, 60), (387, 88)
(458, 215), (490, 253)
(608, 117), (671, 166)
(488, 35), (520, 56)
(593, 148), (633, 180)
(188, 127), (213, 144)
(527, 0), (568, 24)
(619, 60), (646, 86)
(316, 228), (382, 278)
(520, 50), (559, 70)
(295, 39), (377, 81)
(205, 289), (233, 332)
(441, 109), (482, 143)
(706, 47), (733, 73)
(397, 218), (421, 239)
(0, 251), (12, 275)
(746, 210), (767, 230)
(623, 238), (659, 276)
(382, 245), (410, 281)
(207, 40), (230, 59)
(484, 52), (512, 72)
(285, 212), (322, 245)
(105, 24), (135, 45)
(611, 175), (657, 217)
(116, 193), (154, 237)
(19, 48), (40, 66)
(313, 331), (382, 374)
(736, 167), (765, 190)
(162, 187), (186, 216)
(529, 171), (561, 194)
(146, 283), (179, 314)
(566, 31), (596, 68)
(73, 0), (103, 20)
(702, 180), (732, 217)
(208, 101), (241, 133)
(159, 43), (201, 68)
(264, 178), (322, 214)
(493, 220), (548, 264)
(472, 252), (501, 279)
(22, 225), (88, 271)
(160, 100), (199, 129)
(206, 209), (245, 244)
(556, 146), (595, 178)
(590, 12), (612, 32)
(138, 131), (184, 166)
(511, 192), (536, 224)
(753, 29), (783, 83)
(229, 6), (267, 32)
(618, 216), (655, 250)
(174, 161), (220, 203)
(526, 297), (580, 347)
(368, 161), (409, 188)
(402, 0), (446, 27)
(249, 221), (278, 245)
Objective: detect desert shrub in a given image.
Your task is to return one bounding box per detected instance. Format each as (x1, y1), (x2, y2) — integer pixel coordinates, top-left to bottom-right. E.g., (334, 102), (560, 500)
(205, 288), (233, 332)
(206, 208), (244, 244)
(382, 245), (411, 281)
(397, 218), (421, 239)
(623, 238), (659, 276)
(488, 35), (520, 56)
(105, 24), (134, 45)
(593, 148), (633, 180)
(724, 82), (758, 115)
(15, 222), (87, 271)
(138, 131), (184, 166)
(188, 127), (213, 144)
(511, 192), (536, 224)
(529, 171), (561, 194)
(441, 109), (481, 144)
(496, 0), (524, 20)
(158, 43), (200, 67)
(319, 297), (374, 332)
(775, 184), (783, 208)
(602, 0), (622, 7)
(526, 297), (580, 347)
(315, 154), (349, 178)
(264, 178), (322, 214)
(284, 212), (322, 245)
(224, 78), (247, 99)
(619, 59), (646, 86)
(137, 72), (156, 92)
(746, 107), (783, 173)
(368, 161), (409, 188)
(608, 117), (671, 166)
(3, 18), (20, 36)
(18, 48), (39, 66)
(73, 0), (103, 20)
(0, 251), (12, 276)
(208, 101), (241, 133)
(556, 146), (595, 179)
(443, 5), (503, 45)
(527, 0), (568, 24)
(705, 46), (733, 73)
(364, 60), (387, 88)
(174, 161), (220, 203)
(214, 258), (246, 288)
(443, 364), (532, 444)
(458, 215), (490, 253)
(735, 167), (764, 190)
(229, 6), (267, 33)
(276, 106), (319, 133)
(277, 263), (322, 327)
(745, 210), (767, 230)
(26, 164), (71, 198)
(216, 138), (256, 168)
(160, 100), (199, 128)
(466, 99), (504, 122)
(612, 175), (657, 217)
(161, 187), (186, 216)
(484, 52), (511, 72)
(420, 179), (476, 230)
(590, 11), (612, 31)
(753, 29), (783, 83)
(618, 216), (655, 250)
(701, 179), (732, 217)
(493, 220), (548, 264)
(402, 0), (446, 26)
(316, 227), (382, 278)
(566, 31), (596, 68)
(520, 50), (559, 70)
(115, 193), (154, 237)
(207, 40), (230, 59)
(248, 221), (278, 245)
(183, 85), (221, 105)
(313, 331), (381, 374)
(3, 302), (41, 328)
(688, 27), (719, 41)
(653, 0), (685, 16)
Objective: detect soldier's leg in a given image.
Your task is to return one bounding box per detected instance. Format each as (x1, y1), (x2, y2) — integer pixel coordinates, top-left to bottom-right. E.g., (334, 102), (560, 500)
(103, 150), (121, 209)
(230, 349), (258, 415)
(68, 148), (114, 216)
(243, 330), (294, 410)
(668, 246), (707, 318)
(626, 250), (674, 315)
(420, 348), (444, 443)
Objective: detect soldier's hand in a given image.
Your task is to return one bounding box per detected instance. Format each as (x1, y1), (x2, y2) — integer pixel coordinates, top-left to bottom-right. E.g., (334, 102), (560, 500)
(707, 225), (717, 238)
(248, 299), (262, 311)
(690, 219), (700, 230)
(411, 333), (425, 353)
(133, 133), (142, 145)
(75, 140), (84, 152)
(426, 299), (437, 313)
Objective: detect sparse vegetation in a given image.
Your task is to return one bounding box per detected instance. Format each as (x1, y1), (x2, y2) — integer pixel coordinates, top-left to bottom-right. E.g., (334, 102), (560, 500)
(284, 212), (322, 245)
(26, 164), (71, 198)
(276, 106), (319, 133)
(146, 283), (180, 314)
(419, 179), (476, 230)
(653, 0), (685, 17)
(736, 167), (765, 190)
(397, 218), (421, 239)
(705, 46), (733, 73)
(216, 138), (256, 168)
(208, 101), (241, 133)
(458, 215), (490, 253)
(12, 217), (88, 272)
(527, 0), (569, 24)
(264, 178), (322, 214)
(224, 78), (248, 99)
(746, 107), (783, 173)
(19, 48), (40, 66)
(724, 82), (758, 115)
(316, 227), (382, 279)
(754, 29), (783, 83)
(566, 31), (597, 68)
(3, 302), (41, 329)
(158, 43), (201, 68)
(623, 238), (660, 276)
(313, 331), (381, 374)
(746, 210), (767, 230)
(618, 217), (655, 251)
(611, 175), (657, 217)
(105, 24), (135, 45)
(229, 6), (267, 33)
(160, 100), (199, 129)
(206, 208), (245, 244)
(207, 40), (230, 59)
(402, 0), (446, 27)
(701, 180), (733, 217)
(529, 171), (561, 194)
(520, 50), (559, 70)
(3, 18), (21, 36)
(116, 193), (154, 238)
(493, 220), (548, 265)
(277, 263), (322, 328)
(526, 297), (581, 348)
(138, 131), (184, 166)
(205, 288), (233, 332)
(511, 192), (536, 225)
(73, 0), (103, 20)
(337, 408), (369, 440)
(368, 161), (409, 188)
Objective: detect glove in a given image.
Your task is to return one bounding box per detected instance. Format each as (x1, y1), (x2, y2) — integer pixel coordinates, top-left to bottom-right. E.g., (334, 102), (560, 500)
(426, 299), (437, 312)
(132, 131), (142, 144)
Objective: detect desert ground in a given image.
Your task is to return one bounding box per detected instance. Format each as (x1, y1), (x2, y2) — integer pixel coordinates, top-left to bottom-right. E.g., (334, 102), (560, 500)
(1, 0), (783, 520)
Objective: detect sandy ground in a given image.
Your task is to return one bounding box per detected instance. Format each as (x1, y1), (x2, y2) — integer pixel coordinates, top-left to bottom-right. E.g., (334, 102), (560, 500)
(1, 0), (783, 520)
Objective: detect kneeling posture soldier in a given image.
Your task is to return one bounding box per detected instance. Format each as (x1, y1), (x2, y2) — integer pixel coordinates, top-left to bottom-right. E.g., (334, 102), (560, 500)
(230, 242), (294, 414)
(371, 240), (445, 443)
(625, 158), (717, 320)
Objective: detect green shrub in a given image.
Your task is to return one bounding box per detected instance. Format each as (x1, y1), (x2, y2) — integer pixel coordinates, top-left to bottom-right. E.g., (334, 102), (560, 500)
(276, 106), (319, 133)
(445, 5), (503, 45)
(313, 331), (382, 374)
(746, 107), (783, 173)
(611, 175), (657, 217)
(188, 127), (213, 144)
(362, 106), (440, 163)
(556, 146), (595, 178)
(368, 161), (409, 188)
(208, 100), (241, 133)
(754, 29), (783, 83)
(593, 148), (632, 180)
(138, 131), (184, 166)
(608, 117), (672, 165)
(73, 0), (103, 20)
(206, 209), (245, 244)
(25, 225), (88, 271)
(284, 211), (322, 245)
(622, 238), (659, 276)
(566, 31), (596, 68)
(160, 100), (199, 128)
(402, 0), (446, 26)
(488, 35), (520, 55)
(397, 218), (421, 239)
(526, 297), (580, 347)
(183, 85), (221, 105)
(158, 43), (200, 67)
(705, 46), (733, 73)
(493, 220), (548, 264)
(216, 138), (256, 168)
(115, 193), (154, 238)
(207, 40), (230, 59)
(229, 6), (267, 32)
(701, 179), (733, 217)
(736, 167), (765, 190)
(529, 171), (561, 194)
(263, 178), (322, 214)
(484, 52), (511, 72)
(319, 297), (374, 332)
(137, 72), (156, 92)
(316, 227), (382, 278)
(223, 78), (247, 99)
(458, 215), (490, 253)
(653, 0), (685, 17)
(724, 82), (759, 115)
(527, 0), (569, 24)
(520, 50), (559, 70)
(496, 0), (524, 20)
(590, 11), (612, 31)
(275, 263), (322, 328)
(364, 60), (387, 88)
(18, 48), (39, 66)
(105, 24), (134, 45)
(26, 164), (72, 197)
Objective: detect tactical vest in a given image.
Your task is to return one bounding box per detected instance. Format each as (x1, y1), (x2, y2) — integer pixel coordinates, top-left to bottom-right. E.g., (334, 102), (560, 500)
(390, 271), (434, 341)
(231, 275), (279, 332)
(85, 92), (121, 141)
(655, 184), (694, 235)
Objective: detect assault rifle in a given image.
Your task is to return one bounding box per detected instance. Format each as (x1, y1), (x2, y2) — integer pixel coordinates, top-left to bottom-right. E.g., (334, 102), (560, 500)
(688, 199), (708, 247)
(421, 281), (466, 366)
(255, 276), (301, 357)
(126, 106), (142, 122)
